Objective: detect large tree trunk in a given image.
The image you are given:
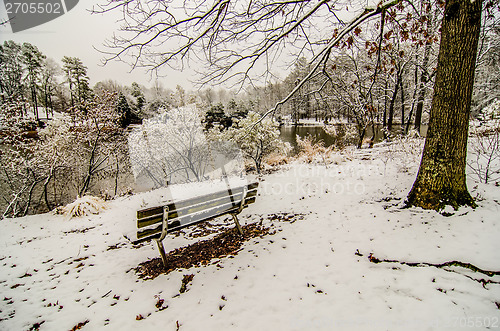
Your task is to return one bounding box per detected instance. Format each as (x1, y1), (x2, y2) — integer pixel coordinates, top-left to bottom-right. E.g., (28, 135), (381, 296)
(406, 0), (482, 210)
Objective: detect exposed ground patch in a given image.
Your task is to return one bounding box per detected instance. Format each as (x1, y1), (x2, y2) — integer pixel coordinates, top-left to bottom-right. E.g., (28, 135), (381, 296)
(135, 222), (274, 279)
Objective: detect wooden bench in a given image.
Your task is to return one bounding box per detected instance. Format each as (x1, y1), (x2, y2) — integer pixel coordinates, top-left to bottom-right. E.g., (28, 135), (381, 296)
(135, 182), (259, 268)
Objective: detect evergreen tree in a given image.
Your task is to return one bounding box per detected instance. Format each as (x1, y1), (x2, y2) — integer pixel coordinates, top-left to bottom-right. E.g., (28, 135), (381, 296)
(22, 43), (46, 122)
(0, 40), (25, 103)
(116, 92), (131, 128)
(131, 82), (145, 112)
(62, 56), (91, 108)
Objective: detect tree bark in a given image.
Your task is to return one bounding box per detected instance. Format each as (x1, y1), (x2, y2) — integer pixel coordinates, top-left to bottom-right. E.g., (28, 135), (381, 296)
(406, 0), (482, 210)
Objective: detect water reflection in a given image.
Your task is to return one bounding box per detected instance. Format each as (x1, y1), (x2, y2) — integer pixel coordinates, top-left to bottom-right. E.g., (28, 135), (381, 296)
(280, 124), (428, 153)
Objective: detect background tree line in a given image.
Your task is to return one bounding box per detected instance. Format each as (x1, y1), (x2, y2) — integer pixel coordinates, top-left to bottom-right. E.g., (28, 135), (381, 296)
(0, 41), (142, 217)
(0, 40), (280, 217)
(245, 1), (499, 149)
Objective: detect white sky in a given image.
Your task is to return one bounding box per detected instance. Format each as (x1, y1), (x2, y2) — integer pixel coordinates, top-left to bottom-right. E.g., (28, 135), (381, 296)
(0, 0), (194, 90)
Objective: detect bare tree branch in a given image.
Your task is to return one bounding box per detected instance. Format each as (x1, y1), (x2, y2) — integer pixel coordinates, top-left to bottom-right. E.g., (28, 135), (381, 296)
(94, 0), (334, 87)
(246, 0), (402, 131)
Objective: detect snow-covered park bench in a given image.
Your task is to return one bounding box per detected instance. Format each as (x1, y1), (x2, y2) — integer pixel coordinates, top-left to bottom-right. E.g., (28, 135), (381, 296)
(134, 182), (259, 268)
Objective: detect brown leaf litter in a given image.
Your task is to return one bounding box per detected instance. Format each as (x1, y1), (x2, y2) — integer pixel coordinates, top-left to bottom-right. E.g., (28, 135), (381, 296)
(135, 222), (273, 280)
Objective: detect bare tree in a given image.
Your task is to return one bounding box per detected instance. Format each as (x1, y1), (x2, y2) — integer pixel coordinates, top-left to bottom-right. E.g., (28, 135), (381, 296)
(40, 58), (61, 119)
(413, 3), (441, 133)
(0, 99), (39, 217)
(128, 105), (212, 188)
(95, 0), (402, 88)
(207, 111), (289, 173)
(473, 7), (500, 114)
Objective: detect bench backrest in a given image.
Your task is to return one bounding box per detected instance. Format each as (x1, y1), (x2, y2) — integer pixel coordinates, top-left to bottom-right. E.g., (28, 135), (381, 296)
(136, 182), (259, 242)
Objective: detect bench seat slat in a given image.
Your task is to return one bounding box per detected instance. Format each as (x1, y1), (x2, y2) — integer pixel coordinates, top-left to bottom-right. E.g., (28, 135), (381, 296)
(137, 204), (240, 241)
(138, 197), (242, 230)
(137, 191), (241, 228)
(172, 187), (257, 216)
(175, 193), (256, 224)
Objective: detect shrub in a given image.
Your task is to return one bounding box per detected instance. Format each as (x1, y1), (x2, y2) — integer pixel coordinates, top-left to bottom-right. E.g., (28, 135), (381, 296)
(208, 111), (290, 173)
(264, 152), (290, 167)
(323, 123), (358, 149)
(468, 101), (500, 184)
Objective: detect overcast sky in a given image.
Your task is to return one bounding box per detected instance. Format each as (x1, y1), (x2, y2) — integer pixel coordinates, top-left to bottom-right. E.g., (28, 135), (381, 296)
(0, 0), (368, 92)
(0, 0), (194, 90)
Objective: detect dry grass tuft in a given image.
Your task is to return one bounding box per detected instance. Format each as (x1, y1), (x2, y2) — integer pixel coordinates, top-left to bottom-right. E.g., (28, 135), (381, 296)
(59, 196), (107, 219)
(297, 134), (333, 165)
(264, 152), (290, 167)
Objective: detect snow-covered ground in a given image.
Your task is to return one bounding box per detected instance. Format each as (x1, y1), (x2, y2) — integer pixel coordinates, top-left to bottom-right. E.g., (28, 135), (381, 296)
(1, 139), (499, 331)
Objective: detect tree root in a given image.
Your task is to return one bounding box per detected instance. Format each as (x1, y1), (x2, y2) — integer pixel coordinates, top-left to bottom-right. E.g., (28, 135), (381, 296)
(362, 252), (500, 287)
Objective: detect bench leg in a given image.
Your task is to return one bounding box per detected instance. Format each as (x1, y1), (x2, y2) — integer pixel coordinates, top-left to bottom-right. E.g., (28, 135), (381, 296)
(231, 214), (244, 236)
(155, 239), (168, 270)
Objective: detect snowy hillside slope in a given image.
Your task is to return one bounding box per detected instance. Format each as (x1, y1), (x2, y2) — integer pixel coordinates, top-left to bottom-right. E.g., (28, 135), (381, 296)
(1, 140), (499, 331)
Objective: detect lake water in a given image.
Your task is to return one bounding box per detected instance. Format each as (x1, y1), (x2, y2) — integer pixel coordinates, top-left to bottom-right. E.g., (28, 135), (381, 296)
(280, 124), (428, 153)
